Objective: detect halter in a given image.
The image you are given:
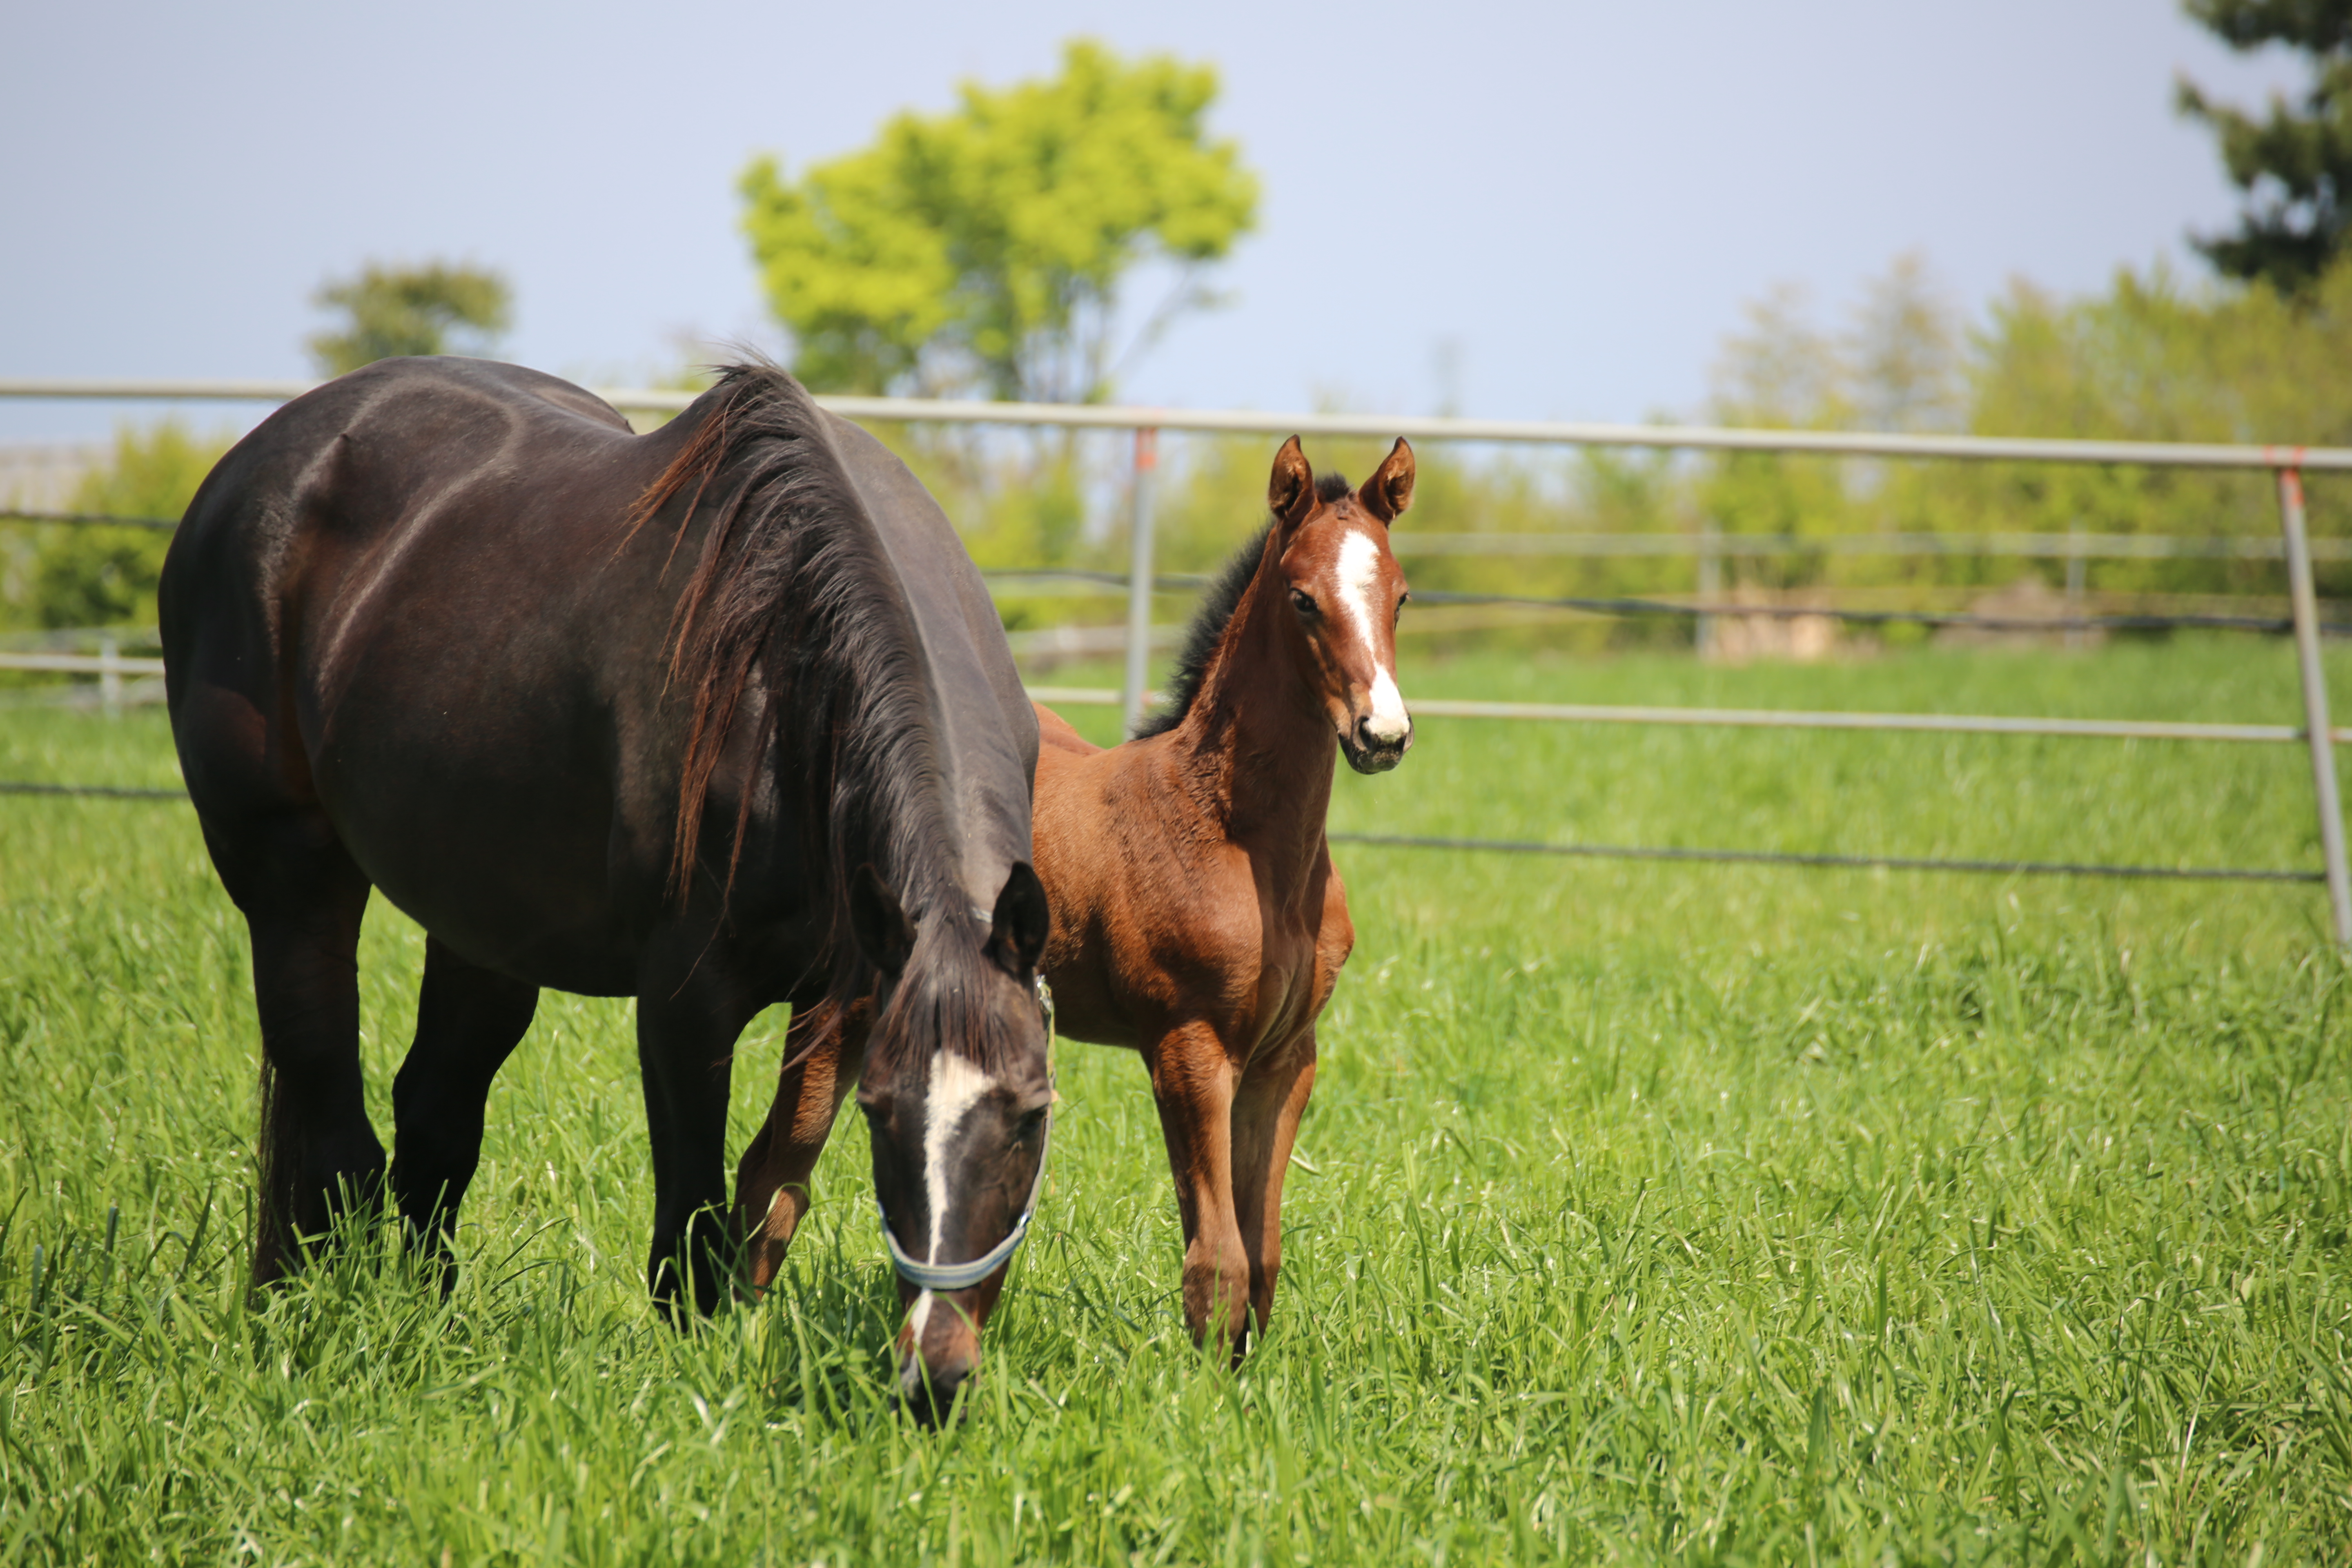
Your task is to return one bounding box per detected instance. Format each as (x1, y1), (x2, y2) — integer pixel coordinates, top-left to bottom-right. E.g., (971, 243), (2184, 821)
(875, 973), (1055, 1294)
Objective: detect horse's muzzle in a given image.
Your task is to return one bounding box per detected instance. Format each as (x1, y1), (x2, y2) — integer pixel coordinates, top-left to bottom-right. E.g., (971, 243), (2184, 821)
(1341, 715), (1412, 774)
(895, 1341), (977, 1426)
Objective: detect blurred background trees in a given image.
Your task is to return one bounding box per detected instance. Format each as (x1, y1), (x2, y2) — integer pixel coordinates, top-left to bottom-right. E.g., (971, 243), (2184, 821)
(737, 39), (1257, 587)
(2177, 0), (2352, 294)
(739, 38), (1257, 405)
(4, 258), (509, 635)
(27, 424), (228, 630)
(18, 26), (2352, 646)
(307, 261), (513, 377)
(2, 422), (229, 636)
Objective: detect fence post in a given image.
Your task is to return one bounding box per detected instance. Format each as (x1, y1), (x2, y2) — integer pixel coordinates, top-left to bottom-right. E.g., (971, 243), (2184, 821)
(1120, 428), (1159, 736)
(2065, 519), (2087, 652)
(98, 635), (121, 718)
(1695, 519), (1721, 659)
(2277, 465), (2352, 945)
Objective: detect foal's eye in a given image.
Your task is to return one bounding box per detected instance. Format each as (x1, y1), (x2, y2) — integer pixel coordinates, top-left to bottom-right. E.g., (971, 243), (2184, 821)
(1289, 588), (1317, 617)
(1013, 1107), (1049, 1143)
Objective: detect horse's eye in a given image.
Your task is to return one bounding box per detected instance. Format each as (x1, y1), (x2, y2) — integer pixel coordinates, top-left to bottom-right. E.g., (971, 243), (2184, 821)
(1013, 1107), (1049, 1143)
(1290, 588), (1317, 617)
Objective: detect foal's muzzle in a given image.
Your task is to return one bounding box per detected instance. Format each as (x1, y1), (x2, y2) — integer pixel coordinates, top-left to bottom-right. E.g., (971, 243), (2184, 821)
(1342, 714), (1411, 774)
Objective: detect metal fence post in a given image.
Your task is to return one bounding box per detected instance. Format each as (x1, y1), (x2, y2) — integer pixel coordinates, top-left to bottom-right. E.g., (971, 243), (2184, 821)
(2276, 465), (2352, 944)
(2065, 519), (2087, 652)
(1120, 427), (1159, 736)
(1695, 519), (1721, 659)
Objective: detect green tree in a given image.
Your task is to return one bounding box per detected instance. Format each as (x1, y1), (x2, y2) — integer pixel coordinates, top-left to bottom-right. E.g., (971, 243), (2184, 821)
(307, 261), (514, 377)
(2178, 0), (2352, 294)
(30, 422), (230, 628)
(739, 39), (1259, 401)
(1946, 258), (2352, 594)
(1697, 283), (1858, 585)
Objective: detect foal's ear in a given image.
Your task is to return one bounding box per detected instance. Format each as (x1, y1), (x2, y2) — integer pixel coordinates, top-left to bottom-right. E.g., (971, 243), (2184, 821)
(1267, 437), (1316, 527)
(850, 863), (916, 978)
(987, 861), (1050, 976)
(1358, 438), (1416, 523)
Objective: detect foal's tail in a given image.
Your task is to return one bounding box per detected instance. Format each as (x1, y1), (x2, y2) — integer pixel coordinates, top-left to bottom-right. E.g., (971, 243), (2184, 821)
(249, 1054), (300, 1287)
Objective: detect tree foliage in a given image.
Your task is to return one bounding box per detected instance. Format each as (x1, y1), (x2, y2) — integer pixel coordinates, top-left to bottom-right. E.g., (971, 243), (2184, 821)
(1682, 254), (2352, 603)
(22, 423), (230, 629)
(738, 40), (1258, 401)
(1129, 252), (2352, 661)
(2179, 0), (2352, 294)
(307, 261), (514, 377)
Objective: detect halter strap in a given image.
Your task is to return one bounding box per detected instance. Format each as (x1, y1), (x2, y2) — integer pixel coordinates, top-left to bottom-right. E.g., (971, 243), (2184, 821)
(875, 976), (1055, 1293)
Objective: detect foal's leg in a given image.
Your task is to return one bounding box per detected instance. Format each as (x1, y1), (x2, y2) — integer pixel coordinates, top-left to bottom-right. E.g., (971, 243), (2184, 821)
(210, 816), (381, 1288)
(388, 936), (539, 1289)
(637, 969), (751, 1320)
(732, 1000), (870, 1293)
(1230, 1028), (1318, 1343)
(1146, 1021), (1251, 1361)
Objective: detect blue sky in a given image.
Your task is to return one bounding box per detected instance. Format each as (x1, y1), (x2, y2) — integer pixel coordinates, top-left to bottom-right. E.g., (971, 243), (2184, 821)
(0, 0), (2308, 441)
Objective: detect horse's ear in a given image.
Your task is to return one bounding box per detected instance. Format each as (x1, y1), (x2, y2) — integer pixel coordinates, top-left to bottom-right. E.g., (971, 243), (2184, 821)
(851, 863), (916, 977)
(1358, 438), (1416, 523)
(1267, 437), (1316, 528)
(988, 861), (1050, 975)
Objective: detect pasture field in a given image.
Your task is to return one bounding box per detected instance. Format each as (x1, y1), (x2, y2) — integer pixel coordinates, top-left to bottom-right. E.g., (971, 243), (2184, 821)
(5, 635), (2352, 1564)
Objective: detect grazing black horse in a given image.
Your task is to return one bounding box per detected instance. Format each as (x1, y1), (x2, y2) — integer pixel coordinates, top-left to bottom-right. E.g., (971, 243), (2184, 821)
(160, 357), (1051, 1411)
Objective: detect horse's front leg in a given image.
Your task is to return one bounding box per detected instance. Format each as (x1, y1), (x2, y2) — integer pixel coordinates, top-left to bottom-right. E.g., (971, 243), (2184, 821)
(635, 961), (755, 1320)
(1230, 1027), (1317, 1345)
(1146, 1020), (1250, 1361)
(732, 998), (871, 1292)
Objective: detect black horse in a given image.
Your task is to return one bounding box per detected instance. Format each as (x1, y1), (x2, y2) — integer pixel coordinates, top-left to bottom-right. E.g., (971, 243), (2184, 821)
(160, 357), (1050, 1412)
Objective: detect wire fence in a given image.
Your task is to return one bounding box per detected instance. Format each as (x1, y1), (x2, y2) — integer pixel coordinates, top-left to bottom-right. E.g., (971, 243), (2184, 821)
(7, 777), (2322, 886)
(4, 378), (2350, 936)
(9, 514), (2342, 637)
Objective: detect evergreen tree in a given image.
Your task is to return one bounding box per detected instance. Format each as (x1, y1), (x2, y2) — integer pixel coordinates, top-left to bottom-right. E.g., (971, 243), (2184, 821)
(2178, 0), (2352, 294)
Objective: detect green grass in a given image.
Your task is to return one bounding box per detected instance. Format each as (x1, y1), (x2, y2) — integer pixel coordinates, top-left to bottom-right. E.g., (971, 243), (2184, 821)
(5, 638), (2351, 1564)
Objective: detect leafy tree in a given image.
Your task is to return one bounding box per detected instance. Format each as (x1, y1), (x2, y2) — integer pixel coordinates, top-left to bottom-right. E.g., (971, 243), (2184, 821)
(2178, 0), (2352, 294)
(31, 422), (230, 628)
(1945, 258), (2352, 594)
(307, 261), (514, 377)
(1849, 252), (1965, 434)
(739, 39), (1258, 401)
(1698, 282), (1863, 586)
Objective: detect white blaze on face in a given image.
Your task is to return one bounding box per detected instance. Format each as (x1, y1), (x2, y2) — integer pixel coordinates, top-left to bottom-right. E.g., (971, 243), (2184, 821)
(906, 1048), (997, 1344)
(1334, 528), (1410, 744)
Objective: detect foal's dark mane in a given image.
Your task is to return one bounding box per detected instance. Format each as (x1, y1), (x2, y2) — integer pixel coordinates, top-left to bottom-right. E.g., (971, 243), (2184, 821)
(1134, 470), (1352, 740)
(626, 363), (976, 1015)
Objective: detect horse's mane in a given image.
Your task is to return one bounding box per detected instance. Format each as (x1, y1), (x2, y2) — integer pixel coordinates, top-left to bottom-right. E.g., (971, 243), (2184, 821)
(1133, 470), (1351, 739)
(626, 361), (973, 1021)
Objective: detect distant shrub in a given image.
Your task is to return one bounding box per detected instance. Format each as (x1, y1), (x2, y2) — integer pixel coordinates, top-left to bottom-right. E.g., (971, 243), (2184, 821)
(29, 421), (231, 629)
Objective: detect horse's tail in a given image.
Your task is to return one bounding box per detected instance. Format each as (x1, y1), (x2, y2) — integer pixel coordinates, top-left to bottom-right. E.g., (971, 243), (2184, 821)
(249, 1052), (299, 1287)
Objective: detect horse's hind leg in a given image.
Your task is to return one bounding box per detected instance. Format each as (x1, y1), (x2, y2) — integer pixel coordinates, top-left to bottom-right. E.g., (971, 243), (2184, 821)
(389, 937), (539, 1290)
(1230, 1029), (1317, 1347)
(203, 813), (381, 1287)
(732, 999), (871, 1293)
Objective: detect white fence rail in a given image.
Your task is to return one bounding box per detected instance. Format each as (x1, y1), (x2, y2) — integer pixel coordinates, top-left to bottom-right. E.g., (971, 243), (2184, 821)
(4, 375), (2348, 938)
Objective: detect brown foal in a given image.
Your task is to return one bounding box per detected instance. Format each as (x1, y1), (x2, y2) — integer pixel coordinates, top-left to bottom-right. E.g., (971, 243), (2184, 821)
(1031, 435), (1416, 1359)
(732, 435), (1415, 1374)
